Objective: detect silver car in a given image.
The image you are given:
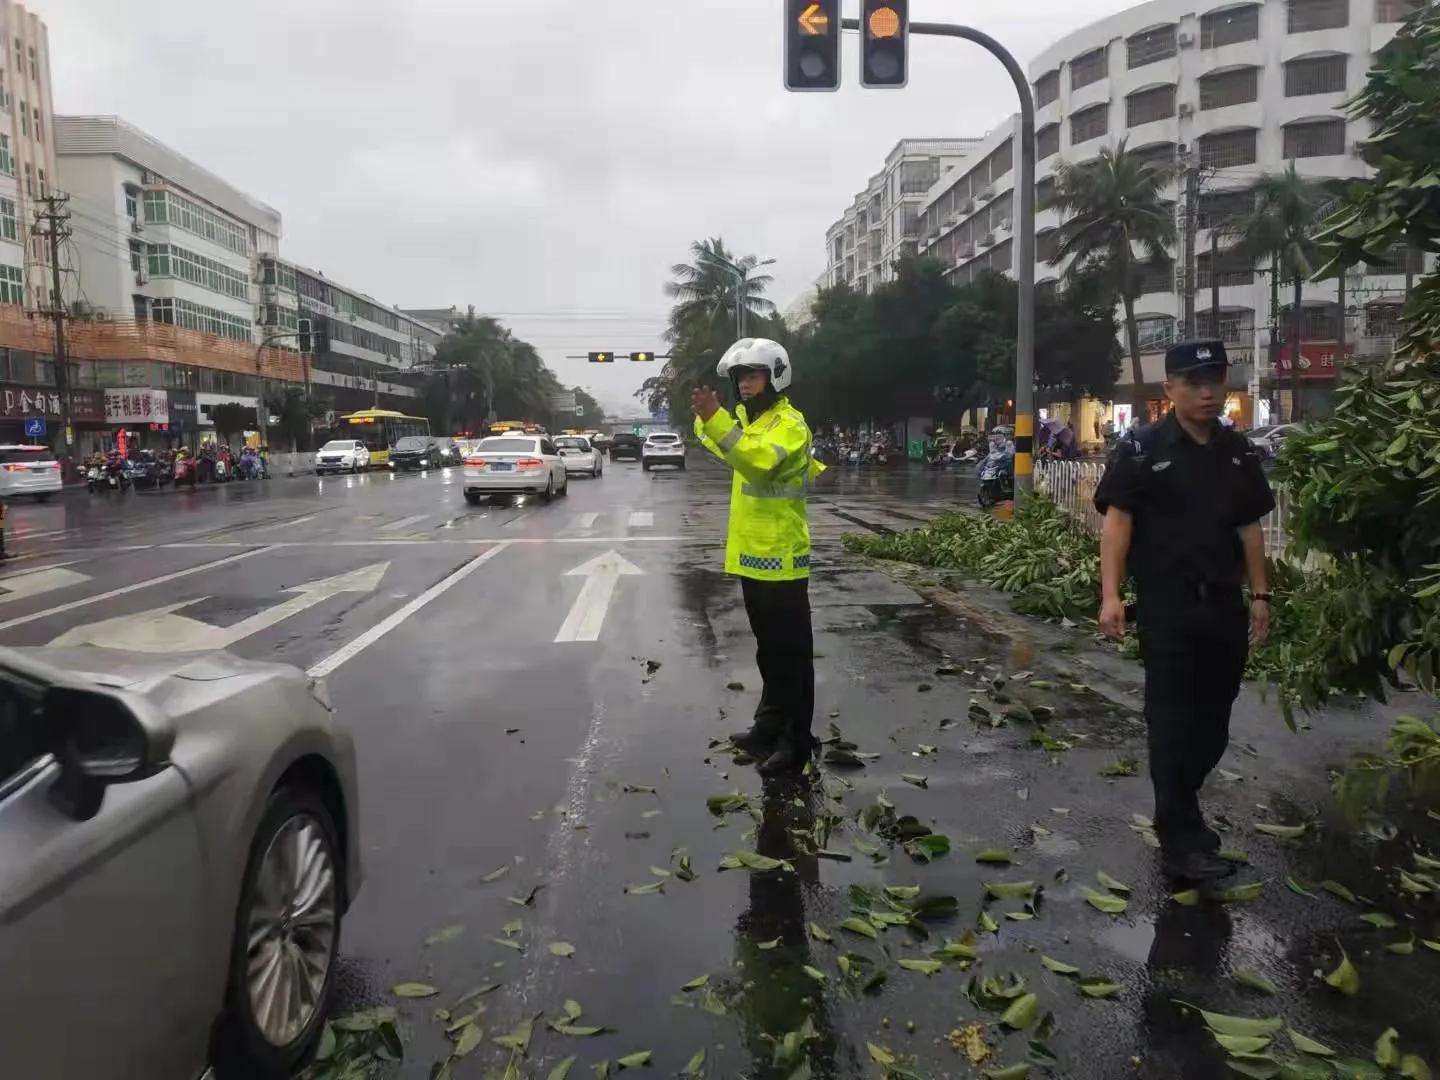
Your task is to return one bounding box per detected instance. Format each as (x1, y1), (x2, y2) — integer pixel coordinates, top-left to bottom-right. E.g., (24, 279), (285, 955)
(554, 434), (604, 478)
(0, 646), (361, 1080)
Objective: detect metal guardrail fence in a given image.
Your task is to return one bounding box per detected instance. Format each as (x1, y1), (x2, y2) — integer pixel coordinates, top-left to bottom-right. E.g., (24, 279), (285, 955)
(1034, 460), (1289, 556)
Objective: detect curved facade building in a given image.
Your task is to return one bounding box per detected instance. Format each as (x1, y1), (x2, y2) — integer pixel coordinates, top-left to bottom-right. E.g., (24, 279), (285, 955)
(916, 0), (1426, 426)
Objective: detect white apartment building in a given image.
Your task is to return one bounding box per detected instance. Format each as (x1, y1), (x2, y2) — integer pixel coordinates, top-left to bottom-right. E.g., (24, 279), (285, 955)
(0, 1), (56, 312)
(823, 138), (981, 294)
(916, 0), (1428, 425)
(55, 115), (281, 340)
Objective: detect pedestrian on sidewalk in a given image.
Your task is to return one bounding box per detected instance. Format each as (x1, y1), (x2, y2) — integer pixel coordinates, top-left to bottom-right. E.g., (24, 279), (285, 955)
(1093, 340), (1274, 885)
(692, 338), (825, 775)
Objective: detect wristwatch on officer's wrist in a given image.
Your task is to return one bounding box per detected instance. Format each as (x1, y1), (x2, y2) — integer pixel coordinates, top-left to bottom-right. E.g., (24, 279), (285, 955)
(1251, 591), (1272, 604)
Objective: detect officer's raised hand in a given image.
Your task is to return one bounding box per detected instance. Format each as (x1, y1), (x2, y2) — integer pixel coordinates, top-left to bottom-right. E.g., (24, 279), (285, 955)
(691, 385), (720, 422)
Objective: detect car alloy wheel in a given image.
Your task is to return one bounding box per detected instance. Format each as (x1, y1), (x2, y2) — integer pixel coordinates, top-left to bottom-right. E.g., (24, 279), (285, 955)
(244, 813), (338, 1047)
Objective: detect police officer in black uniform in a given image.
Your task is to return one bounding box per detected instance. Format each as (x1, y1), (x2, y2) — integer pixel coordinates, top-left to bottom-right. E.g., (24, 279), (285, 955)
(1094, 340), (1274, 884)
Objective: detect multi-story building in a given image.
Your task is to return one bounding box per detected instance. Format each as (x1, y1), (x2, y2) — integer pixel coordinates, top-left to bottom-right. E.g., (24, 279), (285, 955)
(1, 1), (56, 313)
(823, 138), (981, 294)
(917, 0), (1428, 429)
(257, 257), (440, 416)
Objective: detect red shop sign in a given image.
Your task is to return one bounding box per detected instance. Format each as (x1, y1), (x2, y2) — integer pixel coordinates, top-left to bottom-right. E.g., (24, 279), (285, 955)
(1274, 342), (1355, 380)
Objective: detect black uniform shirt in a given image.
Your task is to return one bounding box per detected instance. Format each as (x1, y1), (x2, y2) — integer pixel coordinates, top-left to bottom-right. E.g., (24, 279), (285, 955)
(1093, 413), (1275, 596)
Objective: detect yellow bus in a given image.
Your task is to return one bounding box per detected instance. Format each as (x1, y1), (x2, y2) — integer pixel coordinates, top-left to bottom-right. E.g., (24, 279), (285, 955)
(337, 409), (431, 466)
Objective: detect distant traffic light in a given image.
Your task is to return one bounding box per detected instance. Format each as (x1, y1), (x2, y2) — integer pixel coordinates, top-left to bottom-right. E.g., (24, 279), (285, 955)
(860, 0), (908, 88)
(630, 351), (654, 362)
(785, 0), (840, 92)
(588, 351), (614, 363)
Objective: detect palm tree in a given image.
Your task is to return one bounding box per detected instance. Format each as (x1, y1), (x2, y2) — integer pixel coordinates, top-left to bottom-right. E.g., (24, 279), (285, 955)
(1229, 165), (1332, 421)
(1045, 138), (1176, 410)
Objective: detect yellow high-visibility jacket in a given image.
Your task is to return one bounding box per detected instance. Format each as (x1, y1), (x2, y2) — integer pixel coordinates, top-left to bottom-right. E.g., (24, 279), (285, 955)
(694, 395), (825, 581)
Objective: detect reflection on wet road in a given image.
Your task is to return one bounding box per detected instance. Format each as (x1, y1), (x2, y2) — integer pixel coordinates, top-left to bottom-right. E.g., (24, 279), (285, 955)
(3, 458), (1436, 1078)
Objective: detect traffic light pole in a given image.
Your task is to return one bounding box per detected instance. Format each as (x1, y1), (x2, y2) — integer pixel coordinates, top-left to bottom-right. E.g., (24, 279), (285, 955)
(840, 17), (1036, 492)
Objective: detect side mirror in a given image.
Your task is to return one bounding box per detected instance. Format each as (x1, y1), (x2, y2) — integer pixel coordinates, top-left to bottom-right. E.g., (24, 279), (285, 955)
(45, 686), (175, 820)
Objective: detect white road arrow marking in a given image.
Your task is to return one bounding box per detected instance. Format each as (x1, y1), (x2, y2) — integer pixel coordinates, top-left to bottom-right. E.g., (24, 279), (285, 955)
(628, 511), (653, 528)
(48, 562), (389, 652)
(554, 549), (644, 643)
(0, 565), (91, 605)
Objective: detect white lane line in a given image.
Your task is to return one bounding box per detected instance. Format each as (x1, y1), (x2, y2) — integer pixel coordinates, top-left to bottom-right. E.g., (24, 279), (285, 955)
(0, 547), (271, 632)
(307, 543), (509, 679)
(380, 513), (430, 532)
(627, 511), (653, 528)
(575, 512), (600, 529)
(11, 528), (77, 541)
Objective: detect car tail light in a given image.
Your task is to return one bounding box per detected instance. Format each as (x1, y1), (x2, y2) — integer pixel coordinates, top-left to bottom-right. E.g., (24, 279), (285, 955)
(2, 463), (28, 472)
(464, 456), (487, 469)
(517, 457), (544, 470)
(49, 462), (60, 470)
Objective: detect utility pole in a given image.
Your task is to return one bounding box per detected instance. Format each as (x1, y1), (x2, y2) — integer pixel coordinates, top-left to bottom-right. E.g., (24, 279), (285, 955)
(35, 192), (74, 457)
(1182, 159), (1200, 338)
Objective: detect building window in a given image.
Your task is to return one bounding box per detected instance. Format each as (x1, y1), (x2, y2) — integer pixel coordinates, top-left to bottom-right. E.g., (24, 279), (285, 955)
(139, 189), (249, 256)
(1070, 46), (1107, 90)
(1288, 0), (1349, 33)
(1201, 4), (1260, 48)
(1198, 189), (1253, 231)
(1070, 103), (1109, 145)
(1377, 0), (1424, 22)
(0, 264), (23, 306)
(1283, 118), (1346, 158)
(26, 45), (34, 81)
(1127, 84), (1176, 127)
(1036, 175), (1058, 209)
(1037, 123), (1060, 160)
(1197, 249), (1256, 288)
(1034, 70), (1060, 108)
(13, 38), (20, 72)
(1131, 142), (1178, 173)
(1197, 308), (1256, 345)
(1285, 54), (1347, 96)
(0, 134), (12, 178)
(1127, 25), (1177, 69)
(23, 163), (31, 197)
(36, 167), (43, 196)
(0, 198), (14, 242)
(1199, 128), (1259, 168)
(149, 297), (252, 342)
(1199, 66), (1260, 110)
(1364, 302), (1403, 336)
(18, 99), (26, 136)
(1138, 257), (1175, 295)
(129, 241), (143, 273)
(125, 192), (138, 222)
(32, 107), (40, 143)
(1136, 315), (1177, 350)
(146, 242), (251, 300)
(1284, 302), (1342, 339)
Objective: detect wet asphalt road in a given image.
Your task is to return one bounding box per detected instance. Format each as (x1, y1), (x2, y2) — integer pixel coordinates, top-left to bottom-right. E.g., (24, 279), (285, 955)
(2, 459), (1436, 1079)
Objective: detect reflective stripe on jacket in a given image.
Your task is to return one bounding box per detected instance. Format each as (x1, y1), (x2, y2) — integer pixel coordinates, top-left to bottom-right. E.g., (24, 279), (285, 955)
(694, 395), (824, 581)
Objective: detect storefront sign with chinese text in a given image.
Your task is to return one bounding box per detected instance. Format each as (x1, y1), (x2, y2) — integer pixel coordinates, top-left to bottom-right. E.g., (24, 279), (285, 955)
(0, 385), (64, 418)
(104, 388), (171, 425)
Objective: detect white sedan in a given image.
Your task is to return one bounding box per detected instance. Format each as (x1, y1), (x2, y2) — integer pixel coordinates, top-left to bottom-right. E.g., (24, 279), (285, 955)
(313, 440), (370, 475)
(554, 435), (604, 478)
(462, 435), (570, 504)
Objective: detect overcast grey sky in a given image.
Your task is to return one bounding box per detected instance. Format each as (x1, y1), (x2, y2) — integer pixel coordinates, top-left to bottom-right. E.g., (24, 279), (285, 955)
(44, 0), (1129, 414)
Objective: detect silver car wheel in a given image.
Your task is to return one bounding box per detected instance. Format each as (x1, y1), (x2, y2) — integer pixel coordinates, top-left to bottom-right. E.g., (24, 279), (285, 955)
(245, 814), (337, 1047)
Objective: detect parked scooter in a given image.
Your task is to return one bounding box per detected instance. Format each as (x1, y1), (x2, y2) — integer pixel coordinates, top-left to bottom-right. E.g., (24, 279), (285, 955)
(976, 447), (1015, 508)
(236, 446), (268, 480)
(88, 452), (132, 493)
(173, 448), (198, 488)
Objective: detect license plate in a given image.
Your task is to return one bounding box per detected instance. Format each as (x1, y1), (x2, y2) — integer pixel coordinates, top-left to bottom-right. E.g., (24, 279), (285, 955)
(489, 462), (512, 472)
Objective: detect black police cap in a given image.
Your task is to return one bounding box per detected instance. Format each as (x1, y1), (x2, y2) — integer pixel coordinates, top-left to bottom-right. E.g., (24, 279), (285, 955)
(1165, 339), (1229, 376)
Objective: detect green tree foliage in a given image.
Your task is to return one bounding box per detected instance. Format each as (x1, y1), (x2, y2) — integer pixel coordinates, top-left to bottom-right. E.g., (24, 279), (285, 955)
(264, 386), (327, 451)
(1274, 4), (1440, 808)
(210, 402), (257, 443)
(644, 238), (783, 421)
(1045, 138), (1176, 409)
(421, 307), (563, 433)
(1316, 3), (1440, 359)
(788, 257), (1119, 428)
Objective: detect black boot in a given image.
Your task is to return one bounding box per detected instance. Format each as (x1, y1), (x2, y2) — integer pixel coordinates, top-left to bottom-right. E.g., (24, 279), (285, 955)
(730, 712), (783, 755)
(1161, 849), (1236, 884)
(758, 736), (806, 776)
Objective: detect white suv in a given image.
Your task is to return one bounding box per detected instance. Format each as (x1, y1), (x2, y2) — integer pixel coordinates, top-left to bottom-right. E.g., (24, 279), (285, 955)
(641, 432), (685, 471)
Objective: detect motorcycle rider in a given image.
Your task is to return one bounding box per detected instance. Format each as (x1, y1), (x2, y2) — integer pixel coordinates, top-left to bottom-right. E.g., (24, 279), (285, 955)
(692, 338), (825, 775)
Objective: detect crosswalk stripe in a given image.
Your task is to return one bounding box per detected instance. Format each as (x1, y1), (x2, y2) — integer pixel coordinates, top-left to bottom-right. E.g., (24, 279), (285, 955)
(380, 513), (429, 531)
(628, 511), (653, 528)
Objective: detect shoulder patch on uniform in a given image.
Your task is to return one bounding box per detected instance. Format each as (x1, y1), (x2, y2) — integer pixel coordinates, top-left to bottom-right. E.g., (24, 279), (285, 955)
(1232, 456), (1242, 465)
(1151, 460), (1172, 472)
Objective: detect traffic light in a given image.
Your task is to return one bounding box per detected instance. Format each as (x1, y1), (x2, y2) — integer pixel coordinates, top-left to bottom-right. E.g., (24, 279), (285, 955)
(588, 351), (614, 363)
(297, 317), (313, 352)
(630, 351), (654, 362)
(784, 0), (840, 92)
(860, 0), (908, 88)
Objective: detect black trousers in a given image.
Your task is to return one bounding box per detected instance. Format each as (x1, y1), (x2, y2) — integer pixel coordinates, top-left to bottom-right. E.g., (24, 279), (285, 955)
(1139, 593), (1249, 855)
(740, 576), (815, 742)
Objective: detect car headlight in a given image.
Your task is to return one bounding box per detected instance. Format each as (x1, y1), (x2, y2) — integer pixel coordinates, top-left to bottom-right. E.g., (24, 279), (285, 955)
(388, 460), (396, 468)
(420, 458), (429, 466)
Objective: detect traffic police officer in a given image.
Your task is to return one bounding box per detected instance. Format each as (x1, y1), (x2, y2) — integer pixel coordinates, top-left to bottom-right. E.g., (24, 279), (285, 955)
(692, 338), (824, 775)
(1094, 339), (1274, 883)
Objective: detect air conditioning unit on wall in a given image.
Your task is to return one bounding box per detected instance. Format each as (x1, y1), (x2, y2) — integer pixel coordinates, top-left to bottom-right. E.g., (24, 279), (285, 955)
(1178, 102), (1195, 117)
(1178, 31), (1195, 47)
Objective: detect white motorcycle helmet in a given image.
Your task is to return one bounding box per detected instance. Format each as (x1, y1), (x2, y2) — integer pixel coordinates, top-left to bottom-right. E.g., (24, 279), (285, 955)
(715, 338), (792, 392)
